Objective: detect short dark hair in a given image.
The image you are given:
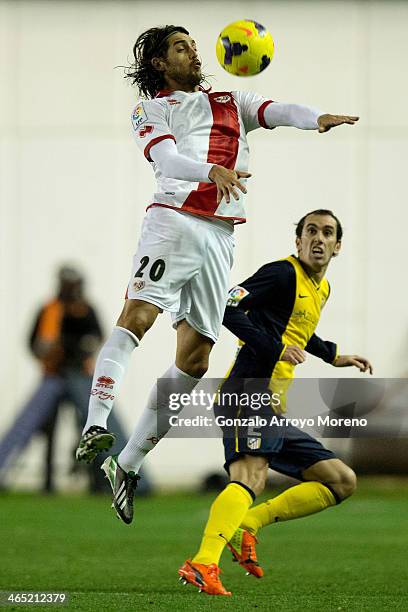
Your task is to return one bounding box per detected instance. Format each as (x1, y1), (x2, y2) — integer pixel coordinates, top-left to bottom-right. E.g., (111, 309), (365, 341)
(125, 25), (190, 99)
(295, 209), (343, 241)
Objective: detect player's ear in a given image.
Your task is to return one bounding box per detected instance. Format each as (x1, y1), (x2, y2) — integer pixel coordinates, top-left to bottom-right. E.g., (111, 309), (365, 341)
(151, 56), (166, 72)
(332, 240), (342, 257)
(295, 236), (302, 254)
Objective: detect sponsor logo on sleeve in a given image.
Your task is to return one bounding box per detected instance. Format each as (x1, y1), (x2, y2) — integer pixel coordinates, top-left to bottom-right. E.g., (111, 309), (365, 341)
(131, 103), (148, 130)
(138, 125), (154, 138)
(226, 285), (249, 307)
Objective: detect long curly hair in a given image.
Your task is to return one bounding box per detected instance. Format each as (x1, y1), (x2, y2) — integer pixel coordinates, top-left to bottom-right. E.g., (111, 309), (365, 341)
(125, 25), (191, 99)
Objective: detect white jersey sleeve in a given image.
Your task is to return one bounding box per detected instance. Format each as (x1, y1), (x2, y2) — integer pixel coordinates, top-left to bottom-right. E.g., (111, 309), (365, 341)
(233, 90), (275, 133)
(150, 138), (213, 183)
(263, 102), (322, 130)
(130, 99), (175, 162)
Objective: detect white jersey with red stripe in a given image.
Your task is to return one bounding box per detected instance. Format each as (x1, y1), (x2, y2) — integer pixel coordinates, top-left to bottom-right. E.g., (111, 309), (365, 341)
(131, 88), (273, 224)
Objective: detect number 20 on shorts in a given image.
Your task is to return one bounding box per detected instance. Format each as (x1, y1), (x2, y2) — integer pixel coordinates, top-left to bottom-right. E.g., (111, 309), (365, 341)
(134, 256), (166, 282)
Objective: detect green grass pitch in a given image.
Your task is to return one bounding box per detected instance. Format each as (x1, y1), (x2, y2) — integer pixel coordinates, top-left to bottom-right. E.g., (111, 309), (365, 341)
(1, 479), (407, 611)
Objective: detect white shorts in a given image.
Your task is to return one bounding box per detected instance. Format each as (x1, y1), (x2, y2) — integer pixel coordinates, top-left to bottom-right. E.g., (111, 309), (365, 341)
(126, 206), (235, 342)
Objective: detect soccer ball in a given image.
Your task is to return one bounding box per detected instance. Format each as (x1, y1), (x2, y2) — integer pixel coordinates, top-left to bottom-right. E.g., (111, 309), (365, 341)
(319, 379), (385, 418)
(216, 20), (274, 77)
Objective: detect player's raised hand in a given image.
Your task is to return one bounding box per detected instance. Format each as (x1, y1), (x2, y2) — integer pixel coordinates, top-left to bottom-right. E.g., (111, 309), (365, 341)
(333, 354), (373, 374)
(209, 165), (252, 204)
(281, 345), (306, 366)
(317, 114), (359, 133)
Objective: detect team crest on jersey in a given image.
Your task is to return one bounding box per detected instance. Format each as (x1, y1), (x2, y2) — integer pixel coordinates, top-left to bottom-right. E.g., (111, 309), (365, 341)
(214, 95), (231, 103)
(227, 286), (249, 307)
(131, 103), (148, 130)
(247, 437), (262, 450)
(133, 279), (145, 292)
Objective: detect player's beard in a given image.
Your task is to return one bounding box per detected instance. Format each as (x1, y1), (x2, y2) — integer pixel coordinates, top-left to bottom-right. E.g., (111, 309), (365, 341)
(166, 65), (202, 89)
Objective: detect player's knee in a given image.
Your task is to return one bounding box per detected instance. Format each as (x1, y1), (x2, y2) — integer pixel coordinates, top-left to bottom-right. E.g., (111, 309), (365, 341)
(182, 358), (209, 379)
(251, 471), (267, 497)
(117, 316), (148, 340)
(230, 456), (268, 497)
(235, 470), (266, 497)
(340, 467), (357, 499)
(117, 300), (159, 340)
(332, 466), (357, 500)
(176, 324), (213, 378)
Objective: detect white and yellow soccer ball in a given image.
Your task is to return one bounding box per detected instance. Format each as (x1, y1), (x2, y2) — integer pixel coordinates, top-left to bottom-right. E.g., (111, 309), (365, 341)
(216, 19), (274, 77)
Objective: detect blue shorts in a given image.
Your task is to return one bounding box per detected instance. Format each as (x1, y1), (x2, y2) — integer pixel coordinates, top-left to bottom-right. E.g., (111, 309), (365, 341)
(214, 398), (336, 480)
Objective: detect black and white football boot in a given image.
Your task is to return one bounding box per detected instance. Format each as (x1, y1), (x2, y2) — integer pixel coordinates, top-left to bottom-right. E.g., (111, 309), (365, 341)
(75, 425), (115, 463)
(101, 455), (140, 524)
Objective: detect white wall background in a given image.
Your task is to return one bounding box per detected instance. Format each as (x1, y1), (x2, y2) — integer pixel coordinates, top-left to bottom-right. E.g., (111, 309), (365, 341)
(1, 0), (407, 489)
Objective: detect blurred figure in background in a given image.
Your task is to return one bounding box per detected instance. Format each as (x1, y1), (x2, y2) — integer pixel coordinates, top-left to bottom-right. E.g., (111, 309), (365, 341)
(29, 265), (109, 492)
(0, 266), (135, 494)
(30, 266), (101, 382)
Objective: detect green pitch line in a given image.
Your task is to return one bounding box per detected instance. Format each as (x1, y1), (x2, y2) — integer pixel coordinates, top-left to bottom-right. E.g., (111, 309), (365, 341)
(0, 479), (407, 611)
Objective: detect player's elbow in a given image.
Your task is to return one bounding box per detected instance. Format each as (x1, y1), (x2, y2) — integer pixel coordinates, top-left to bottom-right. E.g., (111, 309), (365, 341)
(222, 309), (237, 328)
(156, 160), (173, 178)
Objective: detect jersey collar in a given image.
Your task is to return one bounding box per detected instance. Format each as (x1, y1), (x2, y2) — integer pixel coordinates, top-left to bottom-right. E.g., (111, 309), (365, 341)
(155, 84), (211, 98)
(293, 255), (324, 290)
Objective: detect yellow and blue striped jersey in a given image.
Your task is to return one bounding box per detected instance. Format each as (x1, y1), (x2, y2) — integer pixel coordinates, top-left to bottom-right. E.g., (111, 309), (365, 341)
(223, 255), (337, 410)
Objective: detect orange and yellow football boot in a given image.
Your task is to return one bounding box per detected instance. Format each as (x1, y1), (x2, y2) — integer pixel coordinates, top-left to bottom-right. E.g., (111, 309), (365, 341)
(178, 560), (231, 596)
(227, 528), (264, 578)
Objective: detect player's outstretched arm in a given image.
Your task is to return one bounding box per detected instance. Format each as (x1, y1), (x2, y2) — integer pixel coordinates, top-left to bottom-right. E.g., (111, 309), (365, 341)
(317, 114), (359, 133)
(333, 354), (373, 374)
(259, 102), (359, 132)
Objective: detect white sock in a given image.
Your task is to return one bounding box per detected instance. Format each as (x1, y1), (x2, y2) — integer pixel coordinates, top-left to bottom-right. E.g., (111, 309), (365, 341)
(83, 326), (139, 432)
(118, 364), (200, 473)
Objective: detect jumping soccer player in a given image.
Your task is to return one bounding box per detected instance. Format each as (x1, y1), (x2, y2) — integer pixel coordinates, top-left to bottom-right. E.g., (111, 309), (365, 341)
(75, 25), (359, 526)
(179, 210), (373, 596)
